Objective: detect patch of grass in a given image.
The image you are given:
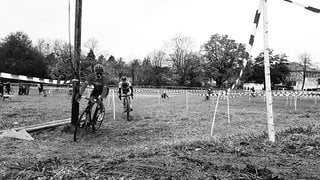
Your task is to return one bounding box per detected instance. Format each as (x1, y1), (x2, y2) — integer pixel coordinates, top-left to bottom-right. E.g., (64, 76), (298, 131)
(1, 89), (320, 179)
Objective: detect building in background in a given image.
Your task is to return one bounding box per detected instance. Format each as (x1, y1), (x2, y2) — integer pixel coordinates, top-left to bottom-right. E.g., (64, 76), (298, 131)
(288, 62), (320, 91)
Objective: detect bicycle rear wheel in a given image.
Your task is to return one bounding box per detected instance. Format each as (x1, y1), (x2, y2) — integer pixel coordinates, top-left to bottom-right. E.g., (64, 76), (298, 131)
(74, 110), (89, 142)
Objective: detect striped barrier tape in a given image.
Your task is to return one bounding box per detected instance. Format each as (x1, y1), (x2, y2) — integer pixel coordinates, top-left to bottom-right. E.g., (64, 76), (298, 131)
(134, 88), (206, 94)
(283, 0), (320, 13)
(232, 0), (319, 90)
(190, 91), (320, 99)
(232, 0), (262, 89)
(0, 72), (71, 85)
(191, 92), (242, 99)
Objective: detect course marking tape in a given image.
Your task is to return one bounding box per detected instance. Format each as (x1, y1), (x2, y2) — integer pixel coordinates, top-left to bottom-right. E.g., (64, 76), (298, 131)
(0, 72), (71, 85)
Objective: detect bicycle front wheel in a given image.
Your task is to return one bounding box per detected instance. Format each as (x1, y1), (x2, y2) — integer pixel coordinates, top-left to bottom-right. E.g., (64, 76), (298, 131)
(126, 97), (130, 121)
(74, 110), (89, 142)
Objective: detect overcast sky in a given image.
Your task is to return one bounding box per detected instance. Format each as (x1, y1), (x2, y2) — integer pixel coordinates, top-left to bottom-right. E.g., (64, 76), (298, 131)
(1, 0), (319, 65)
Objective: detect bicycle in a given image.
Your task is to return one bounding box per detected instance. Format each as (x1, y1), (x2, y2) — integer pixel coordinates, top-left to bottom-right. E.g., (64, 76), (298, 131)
(121, 94), (132, 121)
(74, 96), (105, 142)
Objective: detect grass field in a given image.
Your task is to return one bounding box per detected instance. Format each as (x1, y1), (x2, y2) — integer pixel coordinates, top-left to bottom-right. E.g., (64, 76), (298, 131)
(1, 87), (320, 179)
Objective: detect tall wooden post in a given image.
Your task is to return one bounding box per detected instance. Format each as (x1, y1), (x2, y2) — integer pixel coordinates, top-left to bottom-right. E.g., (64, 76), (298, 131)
(71, 0), (82, 125)
(263, 0), (275, 142)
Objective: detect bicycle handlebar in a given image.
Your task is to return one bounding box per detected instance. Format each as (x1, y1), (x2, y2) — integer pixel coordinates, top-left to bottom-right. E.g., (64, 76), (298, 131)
(79, 96), (100, 103)
(120, 94), (132, 97)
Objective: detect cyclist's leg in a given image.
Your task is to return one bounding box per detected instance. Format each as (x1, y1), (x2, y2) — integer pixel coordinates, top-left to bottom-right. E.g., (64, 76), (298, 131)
(122, 95), (127, 112)
(100, 100), (105, 112)
(96, 100), (105, 122)
(89, 95), (99, 121)
(128, 96), (133, 111)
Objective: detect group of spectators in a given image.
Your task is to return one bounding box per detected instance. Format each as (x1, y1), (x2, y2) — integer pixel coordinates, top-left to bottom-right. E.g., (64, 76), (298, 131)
(0, 81), (12, 97)
(18, 83), (31, 95)
(0, 79), (46, 97)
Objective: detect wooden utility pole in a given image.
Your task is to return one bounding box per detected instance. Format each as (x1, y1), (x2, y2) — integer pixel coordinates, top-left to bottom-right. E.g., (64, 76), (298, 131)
(71, 0), (82, 125)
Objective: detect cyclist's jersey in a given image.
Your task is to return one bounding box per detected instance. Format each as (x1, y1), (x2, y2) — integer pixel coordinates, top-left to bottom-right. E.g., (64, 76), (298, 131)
(118, 81), (132, 94)
(85, 73), (109, 97)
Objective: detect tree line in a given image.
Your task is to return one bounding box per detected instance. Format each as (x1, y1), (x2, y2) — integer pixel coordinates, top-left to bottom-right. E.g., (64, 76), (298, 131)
(0, 31), (297, 88)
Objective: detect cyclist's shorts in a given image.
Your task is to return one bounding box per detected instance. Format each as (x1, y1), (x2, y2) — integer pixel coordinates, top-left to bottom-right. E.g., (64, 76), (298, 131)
(122, 88), (130, 94)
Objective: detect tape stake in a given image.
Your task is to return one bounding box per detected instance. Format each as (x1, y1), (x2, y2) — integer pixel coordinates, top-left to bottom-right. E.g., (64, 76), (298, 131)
(227, 90), (230, 124)
(211, 91), (221, 137)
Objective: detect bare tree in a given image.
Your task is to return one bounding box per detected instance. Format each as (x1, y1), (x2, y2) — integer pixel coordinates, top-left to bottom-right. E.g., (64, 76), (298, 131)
(298, 53), (312, 90)
(149, 49), (166, 67)
(36, 39), (51, 55)
(84, 38), (98, 52)
(202, 34), (248, 88)
(167, 34), (196, 85)
(129, 59), (142, 85)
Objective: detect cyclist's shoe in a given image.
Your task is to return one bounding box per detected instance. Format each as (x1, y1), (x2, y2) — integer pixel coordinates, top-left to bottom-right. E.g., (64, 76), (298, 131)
(97, 114), (104, 122)
(130, 108), (133, 111)
(79, 122), (85, 128)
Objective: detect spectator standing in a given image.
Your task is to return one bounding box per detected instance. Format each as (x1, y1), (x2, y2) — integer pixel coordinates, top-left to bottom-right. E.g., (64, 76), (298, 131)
(0, 80), (3, 96)
(38, 83), (43, 95)
(251, 87), (256, 97)
(5, 82), (11, 94)
(25, 83), (30, 95)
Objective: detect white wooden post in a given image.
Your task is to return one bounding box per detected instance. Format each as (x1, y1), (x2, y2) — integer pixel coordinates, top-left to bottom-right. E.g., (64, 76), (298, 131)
(294, 94), (297, 111)
(263, 0), (275, 142)
(227, 89), (230, 124)
(185, 90), (189, 112)
(112, 89), (116, 120)
(107, 93), (110, 109)
(211, 91), (221, 137)
(158, 90), (161, 105)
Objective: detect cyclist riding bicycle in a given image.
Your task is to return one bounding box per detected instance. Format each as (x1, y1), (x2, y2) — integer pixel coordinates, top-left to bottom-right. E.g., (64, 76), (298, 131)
(77, 64), (109, 111)
(118, 76), (133, 112)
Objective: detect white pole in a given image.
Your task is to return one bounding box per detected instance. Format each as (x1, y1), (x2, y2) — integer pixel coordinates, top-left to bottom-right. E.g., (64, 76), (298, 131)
(263, 0), (275, 142)
(157, 90), (160, 117)
(107, 93), (110, 109)
(211, 91), (220, 136)
(113, 89), (116, 120)
(286, 95), (289, 106)
(158, 90), (161, 105)
(294, 94), (297, 111)
(227, 89), (230, 124)
(186, 90), (189, 112)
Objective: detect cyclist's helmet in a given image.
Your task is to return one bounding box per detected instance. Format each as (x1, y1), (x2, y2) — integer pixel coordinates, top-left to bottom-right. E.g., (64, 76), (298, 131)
(121, 76), (127, 81)
(94, 64), (104, 74)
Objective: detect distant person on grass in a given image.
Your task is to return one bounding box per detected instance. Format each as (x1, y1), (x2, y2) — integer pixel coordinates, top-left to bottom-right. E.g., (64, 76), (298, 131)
(38, 83), (43, 95)
(161, 91), (169, 99)
(77, 64), (109, 112)
(118, 76), (133, 112)
(0, 80), (4, 97)
(5, 82), (11, 94)
(205, 88), (212, 101)
(38, 83), (47, 97)
(250, 87), (256, 97)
